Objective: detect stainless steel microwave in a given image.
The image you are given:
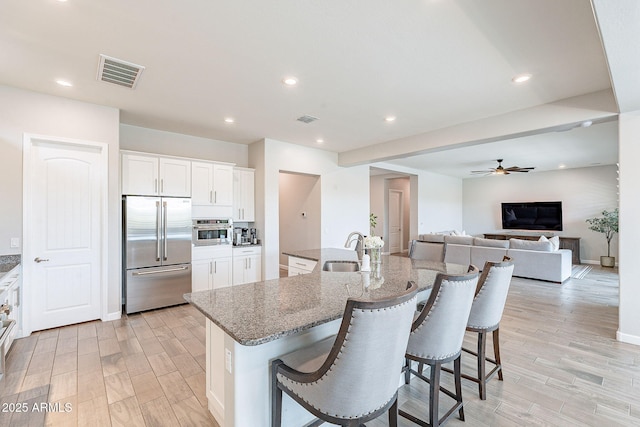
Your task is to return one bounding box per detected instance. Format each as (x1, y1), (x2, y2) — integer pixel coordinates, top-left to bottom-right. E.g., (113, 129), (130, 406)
(192, 219), (233, 245)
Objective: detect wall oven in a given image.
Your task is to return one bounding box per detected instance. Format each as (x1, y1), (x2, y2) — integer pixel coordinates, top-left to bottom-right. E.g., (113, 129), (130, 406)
(192, 219), (233, 246)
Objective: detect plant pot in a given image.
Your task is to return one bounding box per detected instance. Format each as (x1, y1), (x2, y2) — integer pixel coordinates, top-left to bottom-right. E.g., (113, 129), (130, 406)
(600, 256), (615, 268)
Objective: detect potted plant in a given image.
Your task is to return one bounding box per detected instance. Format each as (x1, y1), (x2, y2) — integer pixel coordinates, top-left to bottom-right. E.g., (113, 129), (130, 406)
(585, 208), (618, 267)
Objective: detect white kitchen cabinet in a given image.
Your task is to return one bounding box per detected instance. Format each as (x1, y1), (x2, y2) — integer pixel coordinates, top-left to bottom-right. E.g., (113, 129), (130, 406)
(233, 168), (255, 222)
(233, 246), (262, 285)
(287, 256), (317, 276)
(121, 152), (191, 197)
(192, 246), (233, 291)
(0, 266), (21, 354)
(192, 162), (234, 217)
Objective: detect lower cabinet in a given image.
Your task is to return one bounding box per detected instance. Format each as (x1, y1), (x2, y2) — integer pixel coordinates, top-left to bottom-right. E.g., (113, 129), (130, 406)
(192, 246), (233, 291)
(287, 256), (317, 276)
(1, 265), (21, 359)
(233, 246), (262, 285)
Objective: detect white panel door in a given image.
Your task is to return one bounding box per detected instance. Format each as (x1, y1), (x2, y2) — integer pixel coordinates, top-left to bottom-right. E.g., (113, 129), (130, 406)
(159, 157), (191, 197)
(389, 189), (403, 254)
(27, 137), (104, 331)
(213, 164), (233, 206)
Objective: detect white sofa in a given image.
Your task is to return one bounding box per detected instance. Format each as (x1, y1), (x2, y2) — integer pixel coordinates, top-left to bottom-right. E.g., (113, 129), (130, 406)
(416, 234), (572, 283)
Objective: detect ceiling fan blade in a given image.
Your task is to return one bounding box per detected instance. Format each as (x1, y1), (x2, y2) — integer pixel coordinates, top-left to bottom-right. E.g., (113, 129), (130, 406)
(505, 166), (535, 171)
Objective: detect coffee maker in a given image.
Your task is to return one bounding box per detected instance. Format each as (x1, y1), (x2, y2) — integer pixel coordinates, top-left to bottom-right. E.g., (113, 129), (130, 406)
(234, 227), (258, 245)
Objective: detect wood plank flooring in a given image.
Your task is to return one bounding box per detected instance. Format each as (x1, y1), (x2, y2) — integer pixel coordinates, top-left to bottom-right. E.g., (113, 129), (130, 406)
(1, 265), (637, 426)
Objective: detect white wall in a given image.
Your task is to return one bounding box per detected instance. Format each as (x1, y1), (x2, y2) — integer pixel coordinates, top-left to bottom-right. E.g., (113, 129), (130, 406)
(250, 138), (370, 280)
(462, 165), (618, 264)
(278, 172), (321, 266)
(618, 112), (640, 345)
(120, 124), (248, 166)
(0, 84), (121, 319)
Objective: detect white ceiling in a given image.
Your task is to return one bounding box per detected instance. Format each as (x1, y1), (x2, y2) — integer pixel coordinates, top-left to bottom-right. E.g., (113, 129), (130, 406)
(0, 0), (628, 176)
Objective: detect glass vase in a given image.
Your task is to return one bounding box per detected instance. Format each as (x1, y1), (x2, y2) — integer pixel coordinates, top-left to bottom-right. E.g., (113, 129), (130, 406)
(368, 247), (381, 264)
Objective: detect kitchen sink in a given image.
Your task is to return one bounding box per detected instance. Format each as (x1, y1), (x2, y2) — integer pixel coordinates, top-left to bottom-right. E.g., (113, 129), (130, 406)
(322, 260), (360, 272)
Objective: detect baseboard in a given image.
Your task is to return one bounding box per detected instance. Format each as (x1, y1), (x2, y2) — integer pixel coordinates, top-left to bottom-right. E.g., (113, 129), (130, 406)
(616, 330), (640, 346)
(279, 263), (288, 271)
(103, 311), (122, 322)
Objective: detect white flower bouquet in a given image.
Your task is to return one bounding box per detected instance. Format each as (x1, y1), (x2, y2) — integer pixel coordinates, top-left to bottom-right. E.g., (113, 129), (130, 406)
(363, 235), (384, 249)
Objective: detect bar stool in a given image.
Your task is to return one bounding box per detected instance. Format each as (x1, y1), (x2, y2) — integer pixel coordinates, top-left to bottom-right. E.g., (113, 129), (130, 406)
(271, 282), (418, 427)
(400, 266), (479, 427)
(460, 258), (514, 400)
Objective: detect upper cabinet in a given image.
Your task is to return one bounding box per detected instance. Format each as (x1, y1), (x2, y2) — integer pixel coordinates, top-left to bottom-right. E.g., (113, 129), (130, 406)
(191, 161), (234, 218)
(122, 152), (191, 197)
(233, 168), (255, 222)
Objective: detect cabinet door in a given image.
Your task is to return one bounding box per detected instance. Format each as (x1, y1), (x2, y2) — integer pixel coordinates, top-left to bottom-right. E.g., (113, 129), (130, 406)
(122, 153), (159, 195)
(232, 256), (247, 285)
(192, 259), (212, 292)
(212, 257), (233, 289)
(159, 157), (191, 197)
(245, 255), (262, 284)
(233, 170), (243, 221)
(213, 164), (233, 206)
(233, 169), (255, 222)
(241, 170), (255, 221)
(192, 162), (214, 206)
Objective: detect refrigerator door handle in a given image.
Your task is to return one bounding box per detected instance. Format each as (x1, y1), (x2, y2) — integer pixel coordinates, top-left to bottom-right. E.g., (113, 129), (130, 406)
(156, 201), (161, 261)
(163, 201), (168, 261)
(132, 266), (189, 276)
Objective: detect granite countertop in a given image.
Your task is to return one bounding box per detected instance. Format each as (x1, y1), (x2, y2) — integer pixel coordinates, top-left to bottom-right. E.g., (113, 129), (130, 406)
(185, 248), (467, 346)
(0, 255), (21, 281)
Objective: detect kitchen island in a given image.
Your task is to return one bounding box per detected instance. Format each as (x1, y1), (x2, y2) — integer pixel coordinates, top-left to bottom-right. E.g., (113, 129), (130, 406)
(185, 249), (467, 427)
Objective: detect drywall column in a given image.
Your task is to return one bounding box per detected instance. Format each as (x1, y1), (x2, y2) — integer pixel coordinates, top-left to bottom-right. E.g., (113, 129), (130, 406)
(617, 112), (640, 345)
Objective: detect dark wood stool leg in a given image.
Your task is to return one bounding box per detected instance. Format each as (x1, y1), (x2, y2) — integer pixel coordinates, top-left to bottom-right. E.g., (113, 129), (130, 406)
(388, 397), (398, 427)
(454, 354), (464, 421)
(404, 358), (411, 384)
(478, 330), (487, 400)
(271, 362), (282, 427)
(493, 327), (503, 381)
(430, 361), (441, 427)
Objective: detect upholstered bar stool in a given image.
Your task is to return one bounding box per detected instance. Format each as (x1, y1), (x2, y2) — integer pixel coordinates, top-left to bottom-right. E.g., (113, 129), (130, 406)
(400, 266), (479, 427)
(459, 258), (514, 400)
(271, 282), (418, 427)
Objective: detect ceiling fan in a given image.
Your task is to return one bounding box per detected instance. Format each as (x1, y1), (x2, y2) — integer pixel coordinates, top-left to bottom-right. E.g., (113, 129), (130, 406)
(471, 159), (535, 176)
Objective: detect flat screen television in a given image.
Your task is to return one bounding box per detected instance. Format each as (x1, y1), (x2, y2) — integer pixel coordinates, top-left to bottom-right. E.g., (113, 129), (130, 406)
(501, 201), (563, 231)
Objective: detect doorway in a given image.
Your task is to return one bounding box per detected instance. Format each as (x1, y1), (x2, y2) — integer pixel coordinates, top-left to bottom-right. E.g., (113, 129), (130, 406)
(23, 134), (108, 333)
(278, 171), (321, 274)
(388, 189), (404, 254)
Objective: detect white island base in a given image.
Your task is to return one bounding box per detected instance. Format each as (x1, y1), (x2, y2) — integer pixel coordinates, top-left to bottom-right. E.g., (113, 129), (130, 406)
(206, 319), (341, 427)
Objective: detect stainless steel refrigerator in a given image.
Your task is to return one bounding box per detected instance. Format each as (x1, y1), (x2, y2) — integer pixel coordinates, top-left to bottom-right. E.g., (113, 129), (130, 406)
(123, 196), (192, 314)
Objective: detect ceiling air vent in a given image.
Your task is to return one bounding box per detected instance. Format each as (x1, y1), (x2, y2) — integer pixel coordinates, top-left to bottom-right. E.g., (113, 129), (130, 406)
(97, 54), (145, 89)
(296, 115), (319, 124)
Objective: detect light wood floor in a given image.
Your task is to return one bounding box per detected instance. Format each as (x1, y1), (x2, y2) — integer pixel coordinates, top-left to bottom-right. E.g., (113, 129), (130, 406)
(1, 265), (637, 426)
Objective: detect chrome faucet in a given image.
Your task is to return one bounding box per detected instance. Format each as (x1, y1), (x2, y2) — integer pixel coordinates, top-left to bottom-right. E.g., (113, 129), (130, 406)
(344, 231), (365, 260)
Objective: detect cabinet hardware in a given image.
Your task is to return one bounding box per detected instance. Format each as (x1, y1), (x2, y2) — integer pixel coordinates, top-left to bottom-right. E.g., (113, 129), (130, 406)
(34, 257), (49, 263)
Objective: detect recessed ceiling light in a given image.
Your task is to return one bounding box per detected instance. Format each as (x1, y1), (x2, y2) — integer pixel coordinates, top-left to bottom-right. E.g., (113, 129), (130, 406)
(316, 138), (324, 144)
(55, 79), (73, 87)
(512, 73), (532, 84)
(558, 164), (567, 169)
(385, 116), (396, 122)
(282, 77), (298, 86)
(224, 117), (234, 123)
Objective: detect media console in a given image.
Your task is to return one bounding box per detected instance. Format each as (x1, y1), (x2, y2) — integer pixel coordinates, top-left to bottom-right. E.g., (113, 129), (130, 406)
(483, 232), (581, 265)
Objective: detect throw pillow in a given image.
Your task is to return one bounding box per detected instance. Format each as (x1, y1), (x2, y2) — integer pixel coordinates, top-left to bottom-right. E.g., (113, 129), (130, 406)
(538, 235), (560, 251)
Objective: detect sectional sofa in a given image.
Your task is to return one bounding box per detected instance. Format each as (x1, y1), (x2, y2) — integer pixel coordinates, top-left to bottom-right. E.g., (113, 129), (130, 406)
(417, 234), (572, 283)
